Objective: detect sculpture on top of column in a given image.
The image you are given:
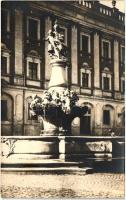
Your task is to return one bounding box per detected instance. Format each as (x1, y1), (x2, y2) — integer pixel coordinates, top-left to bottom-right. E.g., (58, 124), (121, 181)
(45, 20), (67, 60)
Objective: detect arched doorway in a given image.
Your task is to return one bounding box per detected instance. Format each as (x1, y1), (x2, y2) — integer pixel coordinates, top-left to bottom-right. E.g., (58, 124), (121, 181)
(80, 106), (91, 135)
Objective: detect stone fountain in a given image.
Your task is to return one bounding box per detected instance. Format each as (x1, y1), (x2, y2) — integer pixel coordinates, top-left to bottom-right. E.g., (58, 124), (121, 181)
(30, 20), (87, 135)
(1, 21), (119, 164)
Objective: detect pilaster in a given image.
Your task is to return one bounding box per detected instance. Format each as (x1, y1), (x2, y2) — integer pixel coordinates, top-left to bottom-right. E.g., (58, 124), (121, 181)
(94, 32), (100, 88)
(93, 32), (102, 97)
(71, 25), (78, 85)
(45, 16), (52, 83)
(14, 9), (24, 85)
(114, 40), (120, 99)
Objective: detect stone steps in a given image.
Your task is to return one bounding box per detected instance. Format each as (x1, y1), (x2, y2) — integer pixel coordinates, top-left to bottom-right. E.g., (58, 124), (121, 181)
(1, 166), (94, 174)
(1, 158), (94, 174)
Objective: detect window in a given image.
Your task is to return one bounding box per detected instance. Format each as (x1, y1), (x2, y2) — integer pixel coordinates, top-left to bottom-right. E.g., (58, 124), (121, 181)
(28, 18), (38, 41)
(103, 77), (110, 90)
(1, 100), (7, 121)
(29, 62), (38, 80)
(1, 56), (7, 74)
(1, 10), (8, 32)
(122, 80), (125, 94)
(82, 35), (89, 53)
(103, 41), (109, 59)
(82, 73), (89, 88)
(103, 110), (110, 125)
(121, 47), (125, 63)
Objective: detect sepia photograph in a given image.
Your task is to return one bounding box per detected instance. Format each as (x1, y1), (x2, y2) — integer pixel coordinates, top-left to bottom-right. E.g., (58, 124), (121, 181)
(1, 0), (125, 199)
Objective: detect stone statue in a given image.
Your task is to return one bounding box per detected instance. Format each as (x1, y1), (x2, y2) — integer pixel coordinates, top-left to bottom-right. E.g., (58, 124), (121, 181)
(45, 20), (67, 59)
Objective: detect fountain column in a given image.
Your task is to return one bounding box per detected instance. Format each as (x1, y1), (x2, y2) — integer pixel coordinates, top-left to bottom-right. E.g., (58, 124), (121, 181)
(48, 59), (67, 93)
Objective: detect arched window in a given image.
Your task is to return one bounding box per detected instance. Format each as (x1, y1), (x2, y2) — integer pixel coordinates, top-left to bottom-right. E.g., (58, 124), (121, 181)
(103, 110), (110, 125)
(102, 105), (114, 127)
(1, 93), (13, 122)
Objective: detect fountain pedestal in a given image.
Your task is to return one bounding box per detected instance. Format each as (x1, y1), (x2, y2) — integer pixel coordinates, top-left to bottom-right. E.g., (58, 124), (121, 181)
(48, 59), (67, 93)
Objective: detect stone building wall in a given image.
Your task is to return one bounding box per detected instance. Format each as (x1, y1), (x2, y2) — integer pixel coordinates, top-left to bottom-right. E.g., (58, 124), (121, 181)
(1, 1), (125, 136)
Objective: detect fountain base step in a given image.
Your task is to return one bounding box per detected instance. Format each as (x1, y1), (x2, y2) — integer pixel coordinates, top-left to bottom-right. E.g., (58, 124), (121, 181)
(1, 166), (94, 174)
(1, 158), (94, 174)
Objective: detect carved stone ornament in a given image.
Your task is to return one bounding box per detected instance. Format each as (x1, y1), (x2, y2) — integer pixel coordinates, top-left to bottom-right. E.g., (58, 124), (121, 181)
(1, 138), (17, 157)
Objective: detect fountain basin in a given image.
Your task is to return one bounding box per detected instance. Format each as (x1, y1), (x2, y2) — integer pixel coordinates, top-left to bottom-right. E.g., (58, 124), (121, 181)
(1, 136), (124, 163)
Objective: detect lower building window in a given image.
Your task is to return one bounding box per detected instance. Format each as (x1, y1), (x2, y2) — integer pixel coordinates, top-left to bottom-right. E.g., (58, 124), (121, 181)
(82, 73), (89, 88)
(103, 77), (110, 90)
(1, 100), (7, 121)
(29, 62), (38, 80)
(103, 110), (110, 125)
(1, 56), (7, 74)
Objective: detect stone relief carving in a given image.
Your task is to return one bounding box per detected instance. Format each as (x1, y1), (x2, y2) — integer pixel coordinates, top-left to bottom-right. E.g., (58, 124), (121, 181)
(1, 138), (17, 157)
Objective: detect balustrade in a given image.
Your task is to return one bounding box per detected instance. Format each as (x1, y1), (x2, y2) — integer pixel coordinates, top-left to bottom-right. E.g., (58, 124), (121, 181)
(76, 1), (124, 24)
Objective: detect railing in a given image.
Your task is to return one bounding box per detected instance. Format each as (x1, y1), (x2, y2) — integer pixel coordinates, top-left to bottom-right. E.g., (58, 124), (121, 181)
(78, 0), (92, 8)
(76, 1), (124, 24)
(99, 5), (112, 16)
(118, 11), (125, 22)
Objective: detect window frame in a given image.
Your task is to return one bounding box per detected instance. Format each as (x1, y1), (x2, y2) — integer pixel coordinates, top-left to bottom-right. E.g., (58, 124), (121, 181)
(26, 56), (41, 81)
(1, 9), (10, 33)
(29, 62), (38, 80)
(103, 76), (110, 91)
(27, 16), (40, 41)
(102, 39), (111, 59)
(120, 45), (125, 63)
(1, 56), (7, 74)
(1, 51), (10, 75)
(80, 68), (91, 88)
(82, 72), (89, 88)
(103, 109), (110, 125)
(80, 32), (91, 53)
(1, 100), (8, 121)
(102, 72), (112, 91)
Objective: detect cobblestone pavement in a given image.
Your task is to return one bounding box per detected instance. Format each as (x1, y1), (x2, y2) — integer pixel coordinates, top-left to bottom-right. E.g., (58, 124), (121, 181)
(1, 172), (125, 198)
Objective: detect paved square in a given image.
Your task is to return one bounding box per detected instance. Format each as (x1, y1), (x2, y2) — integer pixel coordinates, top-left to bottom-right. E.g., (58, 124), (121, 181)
(1, 172), (125, 198)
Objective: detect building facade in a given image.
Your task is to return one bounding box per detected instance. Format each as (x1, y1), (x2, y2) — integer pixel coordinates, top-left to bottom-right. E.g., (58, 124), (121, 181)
(1, 1), (125, 136)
